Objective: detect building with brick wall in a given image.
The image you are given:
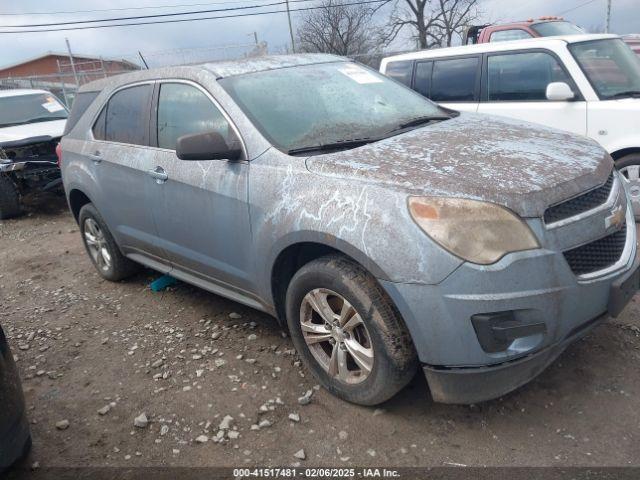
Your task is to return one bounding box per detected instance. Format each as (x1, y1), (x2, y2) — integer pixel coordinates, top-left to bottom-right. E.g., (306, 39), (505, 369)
(0, 52), (140, 79)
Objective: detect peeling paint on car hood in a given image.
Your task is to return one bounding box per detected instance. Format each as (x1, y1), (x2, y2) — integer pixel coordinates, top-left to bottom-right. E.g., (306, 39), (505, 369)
(305, 113), (612, 218)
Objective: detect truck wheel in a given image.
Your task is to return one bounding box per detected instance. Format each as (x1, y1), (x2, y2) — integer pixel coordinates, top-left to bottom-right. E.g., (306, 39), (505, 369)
(616, 153), (640, 219)
(286, 254), (417, 405)
(0, 174), (22, 219)
(78, 203), (140, 281)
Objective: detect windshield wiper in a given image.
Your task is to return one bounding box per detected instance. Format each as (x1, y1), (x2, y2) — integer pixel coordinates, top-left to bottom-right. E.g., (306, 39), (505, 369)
(287, 138), (376, 155)
(397, 115), (452, 130)
(606, 90), (640, 99)
(4, 116), (67, 127)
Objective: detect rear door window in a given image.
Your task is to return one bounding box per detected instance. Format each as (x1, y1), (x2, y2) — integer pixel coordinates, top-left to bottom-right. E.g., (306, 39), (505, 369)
(487, 51), (574, 101)
(431, 57), (480, 102)
(95, 84), (152, 145)
(413, 61), (433, 98)
(92, 107), (106, 140)
(384, 60), (413, 86)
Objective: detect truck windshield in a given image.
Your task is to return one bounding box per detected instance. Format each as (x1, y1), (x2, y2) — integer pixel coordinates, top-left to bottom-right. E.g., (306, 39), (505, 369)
(219, 62), (448, 153)
(569, 38), (640, 99)
(531, 21), (584, 36)
(0, 93), (68, 128)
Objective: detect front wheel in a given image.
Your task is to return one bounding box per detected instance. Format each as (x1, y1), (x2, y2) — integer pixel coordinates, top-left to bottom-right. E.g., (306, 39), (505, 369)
(616, 153), (640, 219)
(285, 254), (417, 405)
(0, 174), (22, 220)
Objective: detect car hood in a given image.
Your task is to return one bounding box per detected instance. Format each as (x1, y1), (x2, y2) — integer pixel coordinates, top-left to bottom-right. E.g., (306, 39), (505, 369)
(305, 113), (612, 218)
(0, 119), (66, 143)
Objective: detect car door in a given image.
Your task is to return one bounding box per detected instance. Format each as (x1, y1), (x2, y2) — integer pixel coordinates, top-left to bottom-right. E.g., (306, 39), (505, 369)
(477, 50), (587, 136)
(88, 82), (169, 268)
(427, 56), (481, 113)
(148, 81), (253, 292)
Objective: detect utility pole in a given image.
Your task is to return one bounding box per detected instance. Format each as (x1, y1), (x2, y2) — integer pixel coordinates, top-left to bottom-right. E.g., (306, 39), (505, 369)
(247, 31), (259, 45)
(605, 0), (612, 33)
(285, 0), (296, 53)
(65, 37), (80, 88)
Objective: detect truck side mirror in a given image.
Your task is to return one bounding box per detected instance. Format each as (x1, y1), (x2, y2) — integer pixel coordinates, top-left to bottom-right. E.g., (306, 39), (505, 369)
(546, 82), (575, 101)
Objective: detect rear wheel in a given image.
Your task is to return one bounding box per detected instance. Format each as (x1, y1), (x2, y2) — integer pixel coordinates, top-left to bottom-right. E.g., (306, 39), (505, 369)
(79, 203), (140, 281)
(616, 153), (640, 218)
(0, 174), (22, 219)
(286, 254), (417, 405)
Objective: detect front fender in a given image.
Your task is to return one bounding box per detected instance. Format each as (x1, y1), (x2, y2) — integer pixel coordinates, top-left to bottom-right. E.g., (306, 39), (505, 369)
(249, 154), (463, 303)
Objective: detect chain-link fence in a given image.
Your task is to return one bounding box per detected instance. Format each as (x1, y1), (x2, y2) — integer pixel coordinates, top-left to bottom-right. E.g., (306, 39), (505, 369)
(0, 41), (268, 107)
(0, 43), (415, 107)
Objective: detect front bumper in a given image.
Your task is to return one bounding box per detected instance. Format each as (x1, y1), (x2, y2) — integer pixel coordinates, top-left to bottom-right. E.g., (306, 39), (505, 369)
(380, 200), (638, 404)
(423, 312), (607, 404)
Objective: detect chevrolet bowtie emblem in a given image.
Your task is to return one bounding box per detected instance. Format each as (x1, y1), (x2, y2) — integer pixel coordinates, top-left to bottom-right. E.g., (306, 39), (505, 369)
(605, 205), (625, 230)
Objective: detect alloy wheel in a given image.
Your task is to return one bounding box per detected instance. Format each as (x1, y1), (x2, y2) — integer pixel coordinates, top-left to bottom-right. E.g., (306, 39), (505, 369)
(299, 288), (374, 384)
(83, 218), (112, 272)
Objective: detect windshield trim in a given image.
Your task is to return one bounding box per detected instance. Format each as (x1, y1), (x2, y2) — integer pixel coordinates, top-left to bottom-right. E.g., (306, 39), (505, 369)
(568, 37), (640, 100)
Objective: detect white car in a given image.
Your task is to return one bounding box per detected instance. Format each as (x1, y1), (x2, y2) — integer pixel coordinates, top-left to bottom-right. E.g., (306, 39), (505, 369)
(380, 34), (640, 215)
(0, 89), (68, 218)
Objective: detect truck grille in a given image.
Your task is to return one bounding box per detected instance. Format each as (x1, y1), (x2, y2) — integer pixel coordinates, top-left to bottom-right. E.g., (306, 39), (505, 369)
(544, 172), (614, 225)
(563, 223), (627, 276)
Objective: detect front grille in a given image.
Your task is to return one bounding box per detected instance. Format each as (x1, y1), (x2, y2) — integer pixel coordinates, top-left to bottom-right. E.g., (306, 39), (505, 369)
(563, 224), (627, 275)
(544, 172), (614, 224)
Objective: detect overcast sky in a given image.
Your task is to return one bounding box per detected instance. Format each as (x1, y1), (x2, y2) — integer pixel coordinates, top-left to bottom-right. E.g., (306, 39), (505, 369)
(0, 0), (638, 69)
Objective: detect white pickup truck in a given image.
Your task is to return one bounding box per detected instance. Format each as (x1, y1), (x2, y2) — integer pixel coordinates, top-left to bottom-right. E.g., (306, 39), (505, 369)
(380, 34), (640, 216)
(0, 89), (68, 218)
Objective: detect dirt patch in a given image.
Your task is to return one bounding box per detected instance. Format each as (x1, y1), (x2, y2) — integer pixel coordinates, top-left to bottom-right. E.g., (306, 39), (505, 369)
(1, 195), (639, 468)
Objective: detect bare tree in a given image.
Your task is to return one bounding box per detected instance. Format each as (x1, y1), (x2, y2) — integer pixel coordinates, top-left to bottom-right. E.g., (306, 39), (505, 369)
(381, 0), (443, 49)
(434, 0), (480, 46)
(296, 0), (378, 56)
(381, 0), (480, 49)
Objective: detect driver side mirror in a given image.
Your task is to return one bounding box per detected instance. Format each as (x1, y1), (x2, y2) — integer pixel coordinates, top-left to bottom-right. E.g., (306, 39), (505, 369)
(176, 131), (242, 161)
(546, 82), (575, 101)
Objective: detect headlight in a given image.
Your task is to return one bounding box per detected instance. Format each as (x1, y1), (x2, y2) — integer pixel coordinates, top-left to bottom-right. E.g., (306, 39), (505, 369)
(408, 197), (540, 265)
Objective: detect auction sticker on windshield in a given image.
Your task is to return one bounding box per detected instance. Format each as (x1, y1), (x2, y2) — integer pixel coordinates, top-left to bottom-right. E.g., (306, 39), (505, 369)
(42, 96), (65, 113)
(338, 64), (383, 84)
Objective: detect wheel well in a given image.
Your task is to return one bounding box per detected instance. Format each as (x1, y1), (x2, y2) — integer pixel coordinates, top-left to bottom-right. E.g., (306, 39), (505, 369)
(68, 189), (91, 223)
(611, 148), (640, 161)
(271, 242), (349, 324)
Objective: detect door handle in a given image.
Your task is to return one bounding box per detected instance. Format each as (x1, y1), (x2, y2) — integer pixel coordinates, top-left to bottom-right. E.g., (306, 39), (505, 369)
(147, 166), (168, 184)
(89, 152), (102, 164)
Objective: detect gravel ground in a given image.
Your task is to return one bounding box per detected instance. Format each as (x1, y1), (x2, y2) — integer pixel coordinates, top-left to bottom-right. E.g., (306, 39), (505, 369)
(1, 193), (640, 469)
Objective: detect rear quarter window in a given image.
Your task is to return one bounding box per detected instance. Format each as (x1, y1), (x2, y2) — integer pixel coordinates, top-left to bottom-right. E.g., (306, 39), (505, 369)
(63, 91), (99, 136)
(384, 60), (414, 86)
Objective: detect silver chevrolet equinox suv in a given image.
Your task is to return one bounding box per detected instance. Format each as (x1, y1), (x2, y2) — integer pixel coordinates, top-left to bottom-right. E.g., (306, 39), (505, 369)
(60, 54), (639, 405)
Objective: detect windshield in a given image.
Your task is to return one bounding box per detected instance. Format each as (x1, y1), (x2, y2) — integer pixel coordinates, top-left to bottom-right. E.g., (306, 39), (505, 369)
(0, 93), (68, 128)
(569, 38), (640, 99)
(219, 62), (447, 153)
(531, 21), (584, 36)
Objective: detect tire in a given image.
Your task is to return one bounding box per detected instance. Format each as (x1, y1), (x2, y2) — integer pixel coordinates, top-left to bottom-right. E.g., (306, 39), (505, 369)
(285, 254), (418, 405)
(615, 153), (640, 219)
(78, 203), (140, 281)
(0, 174), (22, 219)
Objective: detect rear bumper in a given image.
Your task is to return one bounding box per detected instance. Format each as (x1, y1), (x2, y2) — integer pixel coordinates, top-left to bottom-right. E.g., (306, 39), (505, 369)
(424, 312), (607, 404)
